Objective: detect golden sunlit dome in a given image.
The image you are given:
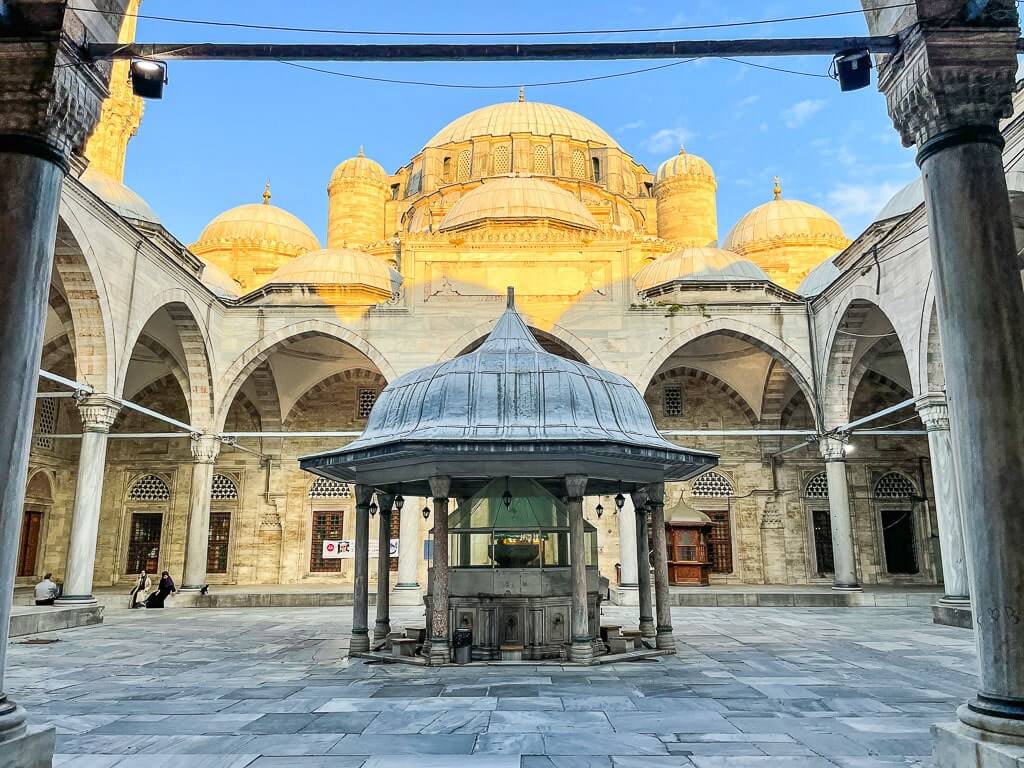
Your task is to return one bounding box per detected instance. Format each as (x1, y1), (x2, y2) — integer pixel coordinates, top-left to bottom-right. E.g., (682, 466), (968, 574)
(200, 261), (243, 298)
(330, 147), (387, 185)
(81, 167), (161, 224)
(635, 247), (768, 292)
(655, 147), (715, 184)
(192, 186), (321, 256)
(425, 99), (620, 149)
(266, 247), (393, 294)
(439, 176), (599, 232)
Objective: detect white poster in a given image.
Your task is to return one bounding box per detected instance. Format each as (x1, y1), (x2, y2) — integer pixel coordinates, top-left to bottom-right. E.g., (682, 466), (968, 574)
(322, 539), (399, 559)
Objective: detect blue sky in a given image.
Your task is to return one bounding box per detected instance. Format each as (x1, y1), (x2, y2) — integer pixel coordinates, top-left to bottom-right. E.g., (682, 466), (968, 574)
(127, 0), (920, 245)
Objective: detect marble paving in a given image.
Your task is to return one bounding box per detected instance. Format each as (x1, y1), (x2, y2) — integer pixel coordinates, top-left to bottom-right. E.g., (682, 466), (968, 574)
(6, 605), (978, 767)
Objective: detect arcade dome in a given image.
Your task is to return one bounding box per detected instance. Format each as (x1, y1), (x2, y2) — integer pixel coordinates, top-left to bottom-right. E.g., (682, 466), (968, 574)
(635, 247), (768, 292)
(193, 191), (321, 257)
(81, 168), (161, 224)
(266, 247), (392, 295)
(439, 176), (598, 232)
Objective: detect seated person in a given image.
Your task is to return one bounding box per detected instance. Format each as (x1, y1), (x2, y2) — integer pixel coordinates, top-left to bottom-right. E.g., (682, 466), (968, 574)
(34, 573), (59, 606)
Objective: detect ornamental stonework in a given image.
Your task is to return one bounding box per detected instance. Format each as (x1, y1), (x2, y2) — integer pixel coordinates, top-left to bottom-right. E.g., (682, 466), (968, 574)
(76, 394), (121, 433)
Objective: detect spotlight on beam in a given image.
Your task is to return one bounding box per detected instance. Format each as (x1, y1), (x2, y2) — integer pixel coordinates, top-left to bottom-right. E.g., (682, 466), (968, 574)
(130, 58), (167, 99)
(831, 50), (872, 92)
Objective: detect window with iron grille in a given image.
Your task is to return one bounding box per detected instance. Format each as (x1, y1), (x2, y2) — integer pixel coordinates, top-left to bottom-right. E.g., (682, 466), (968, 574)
(126, 512), (162, 574)
(34, 398), (57, 450)
(210, 474), (238, 501)
(592, 157), (602, 182)
(692, 471), (734, 497)
(532, 144), (550, 174)
(571, 150), (587, 179)
(310, 511), (344, 572)
(874, 472), (917, 499)
(457, 150), (472, 181)
(663, 385), (682, 417)
(358, 388), (379, 419)
(129, 474), (170, 502)
(494, 144), (511, 174)
(805, 472), (829, 499)
(207, 511), (231, 574)
(309, 477), (351, 498)
(706, 509), (733, 574)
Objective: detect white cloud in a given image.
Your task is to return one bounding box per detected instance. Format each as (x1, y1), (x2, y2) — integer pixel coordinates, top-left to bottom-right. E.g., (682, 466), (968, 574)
(617, 120), (646, 133)
(736, 95), (760, 110)
(783, 99), (826, 129)
(827, 181), (904, 222)
(643, 127), (694, 154)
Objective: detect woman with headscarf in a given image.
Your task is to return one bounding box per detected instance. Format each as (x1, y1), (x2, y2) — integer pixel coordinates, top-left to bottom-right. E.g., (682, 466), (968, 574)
(128, 570), (151, 609)
(145, 571), (176, 608)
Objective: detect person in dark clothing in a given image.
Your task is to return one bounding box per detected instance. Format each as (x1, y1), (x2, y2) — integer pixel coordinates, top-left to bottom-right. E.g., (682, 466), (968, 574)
(144, 571), (176, 608)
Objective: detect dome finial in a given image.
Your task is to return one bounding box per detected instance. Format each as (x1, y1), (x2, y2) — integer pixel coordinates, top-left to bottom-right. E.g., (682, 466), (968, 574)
(358, 145), (365, 157)
(518, 86), (525, 103)
(507, 286), (515, 308)
(263, 180), (272, 205)
(773, 176), (782, 201)
(679, 144), (686, 155)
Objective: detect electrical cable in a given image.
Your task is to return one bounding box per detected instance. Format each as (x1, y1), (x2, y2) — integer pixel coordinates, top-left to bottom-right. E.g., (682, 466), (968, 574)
(721, 56), (831, 79)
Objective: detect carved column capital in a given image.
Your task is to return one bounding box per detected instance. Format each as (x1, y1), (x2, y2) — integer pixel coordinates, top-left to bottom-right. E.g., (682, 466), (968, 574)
(428, 475), (451, 500)
(564, 474), (588, 501)
(877, 22), (1019, 149)
(189, 434), (220, 464)
(75, 394), (120, 433)
(915, 393), (950, 432)
(819, 435), (849, 462)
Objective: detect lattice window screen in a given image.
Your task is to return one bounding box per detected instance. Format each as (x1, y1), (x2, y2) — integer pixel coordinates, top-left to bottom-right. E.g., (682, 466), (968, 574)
(309, 477), (351, 499)
(34, 398), (57, 450)
(874, 472), (916, 499)
(805, 472), (829, 499)
(457, 150), (472, 181)
(211, 474), (239, 501)
(571, 150), (587, 179)
(442, 156), (453, 183)
(663, 385), (682, 417)
(358, 388), (379, 419)
(532, 144), (550, 174)
(493, 145), (511, 174)
(129, 474), (171, 501)
(692, 471), (735, 498)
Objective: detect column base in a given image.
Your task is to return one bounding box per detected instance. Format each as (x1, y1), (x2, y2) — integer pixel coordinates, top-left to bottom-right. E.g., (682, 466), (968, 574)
(428, 638), (449, 666)
(611, 585), (639, 606)
(934, 706), (1024, 767)
(639, 616), (656, 638)
(350, 629), (370, 654)
(54, 595), (97, 607)
(655, 626), (675, 652)
(0, 724), (54, 768)
(178, 585), (208, 594)
(938, 595), (972, 607)
(373, 620), (391, 641)
(391, 585), (423, 606)
(831, 584), (863, 592)
(569, 638), (594, 664)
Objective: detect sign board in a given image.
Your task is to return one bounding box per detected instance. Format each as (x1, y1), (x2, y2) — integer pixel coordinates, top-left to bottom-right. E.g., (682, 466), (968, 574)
(322, 539), (399, 560)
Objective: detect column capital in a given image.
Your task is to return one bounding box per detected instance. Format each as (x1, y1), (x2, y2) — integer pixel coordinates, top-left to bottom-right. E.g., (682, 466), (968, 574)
(629, 487), (649, 512)
(75, 394), (120, 433)
(877, 21), (1019, 150)
(428, 475), (451, 499)
(915, 393), (950, 431)
(189, 434), (220, 464)
(354, 484), (375, 508)
(643, 482), (665, 506)
(819, 435), (848, 462)
(564, 474), (588, 500)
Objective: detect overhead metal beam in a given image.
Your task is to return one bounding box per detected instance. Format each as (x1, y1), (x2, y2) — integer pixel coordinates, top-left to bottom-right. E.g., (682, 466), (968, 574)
(834, 397), (916, 434)
(38, 369), (93, 394)
(85, 36), (900, 62)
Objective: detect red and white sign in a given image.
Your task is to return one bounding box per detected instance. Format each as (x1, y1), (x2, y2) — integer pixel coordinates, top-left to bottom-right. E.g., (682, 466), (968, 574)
(322, 539), (399, 559)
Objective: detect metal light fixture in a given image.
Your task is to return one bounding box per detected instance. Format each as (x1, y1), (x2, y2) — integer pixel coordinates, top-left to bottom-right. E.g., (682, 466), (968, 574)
(596, 503), (604, 519)
(129, 58), (168, 99)
(831, 50), (872, 92)
(369, 501), (378, 518)
(614, 493), (625, 512)
(422, 505), (431, 520)
(502, 476), (513, 509)
(395, 494), (405, 511)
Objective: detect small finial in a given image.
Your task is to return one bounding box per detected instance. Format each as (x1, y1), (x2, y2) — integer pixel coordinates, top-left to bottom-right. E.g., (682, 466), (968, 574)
(679, 144), (686, 155)
(773, 176), (782, 200)
(518, 86), (525, 103)
(358, 145), (365, 157)
(507, 286), (515, 308)
(262, 180), (272, 205)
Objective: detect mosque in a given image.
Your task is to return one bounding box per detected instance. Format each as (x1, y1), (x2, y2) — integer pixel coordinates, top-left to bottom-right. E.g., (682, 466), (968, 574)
(25, 4), (1020, 608)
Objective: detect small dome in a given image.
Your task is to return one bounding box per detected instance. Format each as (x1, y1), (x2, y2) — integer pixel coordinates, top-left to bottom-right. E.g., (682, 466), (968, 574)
(425, 100), (619, 150)
(80, 167), (161, 224)
(266, 247), (392, 294)
(723, 180), (848, 255)
(330, 147), (387, 185)
(193, 187), (320, 256)
(796, 257), (841, 297)
(635, 247), (768, 291)
(874, 176), (923, 223)
(439, 176), (598, 232)
(200, 261), (242, 298)
(655, 147), (715, 184)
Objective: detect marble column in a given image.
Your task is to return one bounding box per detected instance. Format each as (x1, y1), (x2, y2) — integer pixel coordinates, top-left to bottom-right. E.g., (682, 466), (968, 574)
(181, 435), (220, 591)
(374, 493), (396, 641)
(350, 485), (373, 653)
(646, 482), (675, 652)
(819, 437), (860, 591)
(57, 395), (121, 604)
(566, 475), (592, 664)
(428, 476), (451, 665)
(630, 489), (655, 639)
(616, 494), (640, 606)
(916, 396), (970, 606)
(0, 17), (108, 765)
(392, 493), (423, 606)
(878, 17), (1024, 746)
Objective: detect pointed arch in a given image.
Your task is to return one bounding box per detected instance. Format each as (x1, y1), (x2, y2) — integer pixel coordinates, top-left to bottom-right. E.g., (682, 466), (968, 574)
(649, 366), (758, 426)
(284, 368), (387, 426)
(439, 319), (604, 367)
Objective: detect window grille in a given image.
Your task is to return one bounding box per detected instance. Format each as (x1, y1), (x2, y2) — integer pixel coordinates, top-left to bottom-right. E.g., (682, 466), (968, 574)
(494, 144), (511, 174)
(211, 474), (238, 501)
(532, 144), (550, 174)
(692, 471), (734, 498)
(310, 511), (343, 572)
(663, 385), (682, 417)
(207, 511), (231, 574)
(707, 509), (733, 574)
(34, 398), (57, 450)
(457, 150), (472, 181)
(407, 170), (422, 196)
(309, 477), (351, 499)
(805, 472), (829, 499)
(592, 157), (602, 182)
(571, 150), (587, 179)
(128, 474), (170, 502)
(874, 472), (917, 499)
(358, 388), (379, 419)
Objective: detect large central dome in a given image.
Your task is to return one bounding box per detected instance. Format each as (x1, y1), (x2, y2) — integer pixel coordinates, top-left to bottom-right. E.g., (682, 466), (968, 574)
(425, 100), (620, 150)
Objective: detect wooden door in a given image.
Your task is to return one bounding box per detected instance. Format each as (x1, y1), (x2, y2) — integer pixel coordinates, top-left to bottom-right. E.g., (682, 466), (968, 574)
(17, 511), (43, 578)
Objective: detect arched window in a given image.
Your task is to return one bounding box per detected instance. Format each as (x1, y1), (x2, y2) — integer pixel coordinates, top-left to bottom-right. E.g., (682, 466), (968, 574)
(128, 474), (170, 501)
(357, 388), (379, 419)
(493, 144), (511, 174)
(442, 156), (452, 183)
(805, 472), (829, 499)
(309, 477), (351, 499)
(532, 144), (550, 174)
(211, 474), (239, 501)
(873, 472), (917, 499)
(592, 157), (602, 182)
(34, 398), (58, 450)
(571, 150), (587, 179)
(457, 149), (472, 181)
(691, 471), (734, 498)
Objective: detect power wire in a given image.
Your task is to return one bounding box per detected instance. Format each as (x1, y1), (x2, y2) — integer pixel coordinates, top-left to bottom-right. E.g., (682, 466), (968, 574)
(721, 56), (831, 79)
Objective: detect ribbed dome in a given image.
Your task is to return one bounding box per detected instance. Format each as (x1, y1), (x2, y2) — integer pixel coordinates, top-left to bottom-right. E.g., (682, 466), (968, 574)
(796, 257), (841, 296)
(874, 176), (923, 223)
(655, 147), (715, 183)
(635, 247), (768, 291)
(439, 176), (598, 232)
(425, 100), (619, 149)
(265, 248), (392, 293)
(81, 168), (161, 224)
(193, 196), (320, 256)
(200, 261), (242, 298)
(330, 148), (387, 185)
(723, 189), (848, 255)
